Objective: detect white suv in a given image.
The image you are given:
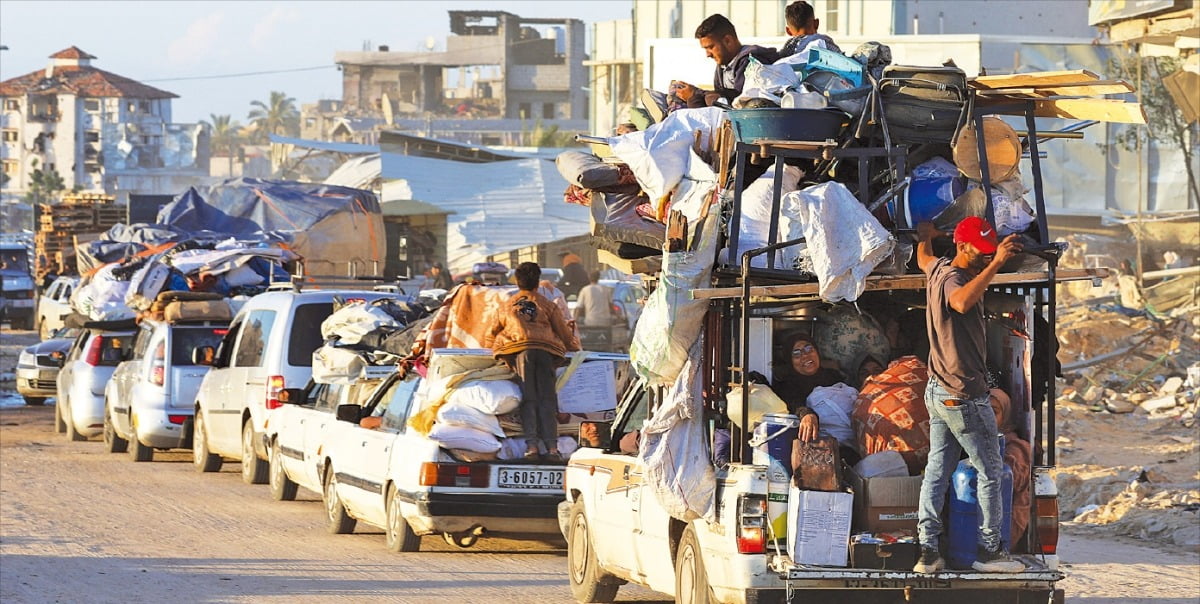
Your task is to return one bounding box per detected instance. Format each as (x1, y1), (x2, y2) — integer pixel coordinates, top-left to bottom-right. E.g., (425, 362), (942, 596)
(190, 290), (397, 484)
(104, 317), (229, 461)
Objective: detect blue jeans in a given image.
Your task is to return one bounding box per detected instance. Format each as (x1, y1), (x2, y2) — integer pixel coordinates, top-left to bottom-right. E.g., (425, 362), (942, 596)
(917, 376), (1004, 552)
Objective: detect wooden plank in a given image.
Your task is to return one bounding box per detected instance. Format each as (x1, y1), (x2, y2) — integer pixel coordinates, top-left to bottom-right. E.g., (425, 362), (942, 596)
(974, 80), (1135, 97)
(970, 70), (1100, 90)
(691, 267), (1111, 300)
(984, 98), (1147, 124)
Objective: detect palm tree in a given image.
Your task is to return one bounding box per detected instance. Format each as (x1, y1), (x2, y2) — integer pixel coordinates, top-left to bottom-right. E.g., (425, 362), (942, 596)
(247, 91), (300, 143)
(204, 113), (243, 177)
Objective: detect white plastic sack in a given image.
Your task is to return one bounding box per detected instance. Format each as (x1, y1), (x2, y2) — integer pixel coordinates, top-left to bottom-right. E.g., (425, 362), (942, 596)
(447, 379), (522, 415)
(608, 106), (726, 203)
(436, 401), (506, 438)
(223, 263), (264, 287)
(630, 185), (720, 387)
(807, 383), (858, 444)
(73, 265), (133, 320)
(720, 164), (804, 268)
(782, 182), (895, 302)
(639, 336), (717, 522)
(125, 261), (171, 310)
(312, 346), (367, 385)
(967, 179), (1036, 236)
(735, 57), (801, 107)
(854, 450), (910, 479)
(320, 302), (400, 345)
(428, 423), (502, 454)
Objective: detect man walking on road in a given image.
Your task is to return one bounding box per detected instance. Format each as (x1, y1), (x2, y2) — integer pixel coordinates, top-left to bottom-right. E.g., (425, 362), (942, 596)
(913, 216), (1025, 574)
(573, 271), (615, 328)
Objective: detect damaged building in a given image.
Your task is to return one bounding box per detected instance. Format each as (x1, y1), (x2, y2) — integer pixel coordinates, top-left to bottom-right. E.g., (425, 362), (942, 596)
(316, 10), (587, 145)
(0, 46), (210, 203)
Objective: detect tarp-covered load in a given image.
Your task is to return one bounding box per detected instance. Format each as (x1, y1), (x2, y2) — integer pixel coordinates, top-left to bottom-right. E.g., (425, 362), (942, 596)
(157, 178), (386, 278)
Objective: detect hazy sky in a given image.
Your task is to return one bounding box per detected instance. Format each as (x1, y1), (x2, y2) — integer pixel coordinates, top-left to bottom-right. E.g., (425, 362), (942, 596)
(0, 1), (632, 124)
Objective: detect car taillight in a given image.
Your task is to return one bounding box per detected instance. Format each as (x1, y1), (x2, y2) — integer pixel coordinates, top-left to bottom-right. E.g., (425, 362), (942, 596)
(735, 495), (767, 554)
(1036, 496), (1059, 555)
(84, 336), (102, 366)
(167, 415), (187, 425)
(418, 462), (489, 488)
(265, 375), (285, 409)
(150, 362), (165, 386)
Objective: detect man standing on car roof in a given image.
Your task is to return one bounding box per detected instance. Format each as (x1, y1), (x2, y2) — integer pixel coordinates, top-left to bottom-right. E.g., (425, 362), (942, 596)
(913, 217), (1025, 574)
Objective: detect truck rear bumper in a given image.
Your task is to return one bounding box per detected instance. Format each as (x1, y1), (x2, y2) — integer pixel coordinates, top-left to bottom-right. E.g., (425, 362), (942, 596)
(774, 556), (1062, 601)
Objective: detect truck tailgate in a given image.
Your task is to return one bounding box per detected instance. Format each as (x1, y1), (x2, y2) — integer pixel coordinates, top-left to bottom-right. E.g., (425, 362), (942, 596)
(170, 366), (210, 409)
(771, 555), (1062, 591)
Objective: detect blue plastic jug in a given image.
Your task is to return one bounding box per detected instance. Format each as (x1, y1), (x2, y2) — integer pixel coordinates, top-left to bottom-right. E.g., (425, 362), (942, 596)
(947, 442), (1013, 570)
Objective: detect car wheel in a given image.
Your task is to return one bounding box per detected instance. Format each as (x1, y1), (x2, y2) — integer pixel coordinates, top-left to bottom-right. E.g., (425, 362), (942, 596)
(385, 484), (420, 552)
(128, 430), (153, 462)
(268, 438), (298, 502)
(675, 525), (716, 604)
(568, 500), (620, 603)
(54, 401), (66, 434)
(64, 400), (86, 442)
(103, 405), (128, 453)
(241, 420), (269, 485)
(23, 396), (46, 406)
(192, 410), (223, 473)
(323, 465), (357, 535)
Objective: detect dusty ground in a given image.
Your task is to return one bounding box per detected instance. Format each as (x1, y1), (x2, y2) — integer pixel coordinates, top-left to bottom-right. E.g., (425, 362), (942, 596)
(1, 327), (1198, 602)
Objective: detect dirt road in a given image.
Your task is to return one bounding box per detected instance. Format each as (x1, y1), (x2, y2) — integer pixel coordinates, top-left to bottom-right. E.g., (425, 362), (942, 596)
(1, 403), (1196, 603)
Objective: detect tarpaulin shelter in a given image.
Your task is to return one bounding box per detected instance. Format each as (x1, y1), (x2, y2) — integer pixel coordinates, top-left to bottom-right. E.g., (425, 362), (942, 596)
(157, 178), (386, 278)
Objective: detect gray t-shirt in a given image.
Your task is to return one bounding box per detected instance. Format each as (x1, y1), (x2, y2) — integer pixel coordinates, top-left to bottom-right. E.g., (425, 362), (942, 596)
(925, 257), (988, 399)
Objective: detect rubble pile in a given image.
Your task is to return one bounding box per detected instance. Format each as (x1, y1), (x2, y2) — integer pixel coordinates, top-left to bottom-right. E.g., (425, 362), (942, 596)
(1052, 296), (1200, 550)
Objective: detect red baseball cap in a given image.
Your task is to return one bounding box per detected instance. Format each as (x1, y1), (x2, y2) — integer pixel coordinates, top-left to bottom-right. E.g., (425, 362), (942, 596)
(953, 216), (999, 254)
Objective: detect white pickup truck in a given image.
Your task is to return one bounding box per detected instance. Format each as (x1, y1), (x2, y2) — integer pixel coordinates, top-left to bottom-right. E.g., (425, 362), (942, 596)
(561, 290), (1067, 604)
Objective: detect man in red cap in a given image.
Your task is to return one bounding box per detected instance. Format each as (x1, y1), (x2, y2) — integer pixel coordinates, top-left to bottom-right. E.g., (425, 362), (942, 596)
(912, 217), (1024, 574)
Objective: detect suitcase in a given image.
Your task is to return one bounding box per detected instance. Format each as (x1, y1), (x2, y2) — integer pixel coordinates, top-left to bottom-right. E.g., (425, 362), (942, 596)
(791, 435), (844, 492)
(879, 64), (970, 146)
(163, 300), (232, 323)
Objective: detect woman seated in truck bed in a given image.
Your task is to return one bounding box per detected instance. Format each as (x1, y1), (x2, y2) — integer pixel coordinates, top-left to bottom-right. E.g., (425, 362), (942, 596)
(771, 332), (844, 441)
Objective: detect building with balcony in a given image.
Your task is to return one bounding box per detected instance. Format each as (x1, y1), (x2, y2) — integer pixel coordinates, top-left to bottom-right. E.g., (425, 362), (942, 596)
(0, 46), (210, 202)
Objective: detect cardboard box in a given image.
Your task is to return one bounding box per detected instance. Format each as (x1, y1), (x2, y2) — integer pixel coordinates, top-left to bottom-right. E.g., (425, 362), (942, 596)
(847, 467), (923, 533)
(849, 541), (920, 570)
(787, 487), (853, 567)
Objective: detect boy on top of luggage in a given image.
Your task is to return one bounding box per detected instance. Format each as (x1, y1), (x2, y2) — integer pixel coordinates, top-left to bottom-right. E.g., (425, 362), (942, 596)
(779, 0), (842, 57)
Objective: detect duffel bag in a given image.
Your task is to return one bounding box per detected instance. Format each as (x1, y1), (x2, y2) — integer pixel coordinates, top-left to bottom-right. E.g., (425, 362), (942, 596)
(879, 64), (969, 146)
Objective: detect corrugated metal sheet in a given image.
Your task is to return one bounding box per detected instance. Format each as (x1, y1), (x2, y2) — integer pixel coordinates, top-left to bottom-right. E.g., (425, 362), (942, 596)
(374, 152), (589, 272)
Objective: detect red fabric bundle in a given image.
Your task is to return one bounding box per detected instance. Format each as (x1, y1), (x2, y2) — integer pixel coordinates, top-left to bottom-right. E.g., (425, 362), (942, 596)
(851, 356), (932, 475)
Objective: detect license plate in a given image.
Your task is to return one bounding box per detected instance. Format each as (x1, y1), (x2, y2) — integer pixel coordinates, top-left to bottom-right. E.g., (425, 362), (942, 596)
(40, 370), (58, 380)
(496, 467), (564, 490)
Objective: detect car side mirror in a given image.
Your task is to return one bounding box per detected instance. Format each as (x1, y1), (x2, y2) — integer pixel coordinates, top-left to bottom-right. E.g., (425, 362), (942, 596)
(192, 346), (215, 366)
(577, 420), (612, 449)
(278, 388), (306, 405)
(336, 403), (363, 423)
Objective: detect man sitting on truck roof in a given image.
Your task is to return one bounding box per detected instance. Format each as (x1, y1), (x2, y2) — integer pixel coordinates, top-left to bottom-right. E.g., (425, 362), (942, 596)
(914, 218), (1025, 574)
(695, 14), (780, 105)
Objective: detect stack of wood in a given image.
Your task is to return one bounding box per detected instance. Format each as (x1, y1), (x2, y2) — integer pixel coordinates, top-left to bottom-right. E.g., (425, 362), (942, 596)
(970, 69), (1146, 125)
(35, 193), (125, 277)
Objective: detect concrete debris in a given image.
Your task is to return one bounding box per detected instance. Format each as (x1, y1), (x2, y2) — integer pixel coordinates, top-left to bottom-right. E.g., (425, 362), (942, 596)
(1160, 376), (1184, 396)
(1140, 395), (1179, 413)
(1105, 398), (1137, 414)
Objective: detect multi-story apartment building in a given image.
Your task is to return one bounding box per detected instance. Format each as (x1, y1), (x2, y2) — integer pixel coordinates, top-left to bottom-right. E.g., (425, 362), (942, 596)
(0, 46), (209, 202)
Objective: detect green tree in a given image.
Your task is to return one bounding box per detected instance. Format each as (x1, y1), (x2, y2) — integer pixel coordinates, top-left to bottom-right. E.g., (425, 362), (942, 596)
(24, 158), (65, 206)
(204, 113), (244, 177)
(247, 91), (300, 143)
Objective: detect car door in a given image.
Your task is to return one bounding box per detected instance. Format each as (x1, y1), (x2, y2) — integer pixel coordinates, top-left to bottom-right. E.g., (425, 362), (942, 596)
(300, 382), (341, 490)
(111, 324), (154, 437)
(215, 309), (277, 454)
(338, 375), (420, 527)
(588, 384), (651, 578)
(197, 319), (243, 455)
(273, 382), (328, 494)
(56, 332), (86, 406)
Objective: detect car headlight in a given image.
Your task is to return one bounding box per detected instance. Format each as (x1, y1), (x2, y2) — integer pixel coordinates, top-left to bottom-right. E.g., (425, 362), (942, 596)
(18, 351), (35, 368)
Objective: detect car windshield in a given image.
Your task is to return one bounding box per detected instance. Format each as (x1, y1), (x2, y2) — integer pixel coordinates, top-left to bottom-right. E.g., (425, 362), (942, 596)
(0, 249), (30, 272)
(172, 327), (229, 365)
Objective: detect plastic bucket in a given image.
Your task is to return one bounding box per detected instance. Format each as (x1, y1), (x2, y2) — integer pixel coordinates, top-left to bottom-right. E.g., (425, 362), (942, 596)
(899, 173), (966, 228)
(947, 456), (1014, 569)
(751, 413), (800, 543)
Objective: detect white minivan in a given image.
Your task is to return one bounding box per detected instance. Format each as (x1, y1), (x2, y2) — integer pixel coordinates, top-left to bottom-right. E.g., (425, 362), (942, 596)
(190, 290), (397, 484)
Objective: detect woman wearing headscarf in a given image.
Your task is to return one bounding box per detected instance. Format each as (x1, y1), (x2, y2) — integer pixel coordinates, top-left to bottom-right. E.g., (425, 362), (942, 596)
(990, 388), (1033, 546)
(772, 332), (844, 442)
